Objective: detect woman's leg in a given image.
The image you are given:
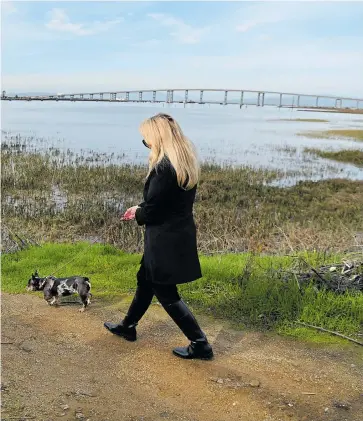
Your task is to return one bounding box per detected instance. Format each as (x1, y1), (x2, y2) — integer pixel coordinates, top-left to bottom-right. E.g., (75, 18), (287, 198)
(152, 283), (213, 360)
(104, 269), (154, 341)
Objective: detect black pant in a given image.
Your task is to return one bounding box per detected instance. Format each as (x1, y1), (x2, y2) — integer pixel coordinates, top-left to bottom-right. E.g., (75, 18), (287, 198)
(123, 276), (206, 342)
(124, 277), (181, 325)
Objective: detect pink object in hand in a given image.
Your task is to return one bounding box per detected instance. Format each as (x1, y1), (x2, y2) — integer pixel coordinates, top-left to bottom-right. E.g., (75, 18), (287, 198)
(121, 206), (138, 221)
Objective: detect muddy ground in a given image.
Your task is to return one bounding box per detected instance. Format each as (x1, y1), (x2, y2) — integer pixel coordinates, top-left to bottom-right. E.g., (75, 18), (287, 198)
(1, 293), (362, 421)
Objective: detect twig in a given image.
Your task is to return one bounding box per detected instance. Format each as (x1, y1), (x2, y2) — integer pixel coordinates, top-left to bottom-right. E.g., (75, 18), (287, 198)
(295, 321), (363, 346)
(3, 417), (36, 420)
(1, 341), (14, 344)
(292, 256), (327, 284)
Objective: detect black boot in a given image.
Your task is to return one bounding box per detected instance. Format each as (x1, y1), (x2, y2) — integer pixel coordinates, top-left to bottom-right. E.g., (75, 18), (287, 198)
(173, 338), (214, 360)
(162, 300), (214, 360)
(104, 320), (137, 342)
(104, 284), (154, 342)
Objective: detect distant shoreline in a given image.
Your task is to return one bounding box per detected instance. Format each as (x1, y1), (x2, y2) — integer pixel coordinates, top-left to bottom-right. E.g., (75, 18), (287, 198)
(296, 107), (363, 115)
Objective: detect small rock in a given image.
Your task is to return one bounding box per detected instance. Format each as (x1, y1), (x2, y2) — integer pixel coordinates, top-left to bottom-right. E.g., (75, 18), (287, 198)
(217, 378), (224, 384)
(61, 404), (69, 410)
(0, 383), (8, 392)
(324, 407), (329, 413)
(249, 380), (260, 387)
(232, 402), (237, 406)
(333, 401), (350, 410)
(350, 364), (356, 368)
(287, 403), (294, 407)
(75, 409), (85, 420)
(20, 342), (32, 352)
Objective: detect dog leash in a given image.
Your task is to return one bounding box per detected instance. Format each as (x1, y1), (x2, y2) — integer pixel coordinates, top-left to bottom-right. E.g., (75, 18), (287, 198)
(47, 239), (98, 278)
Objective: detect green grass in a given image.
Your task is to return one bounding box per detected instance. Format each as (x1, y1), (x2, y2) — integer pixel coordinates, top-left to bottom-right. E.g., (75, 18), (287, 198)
(305, 148), (363, 167)
(2, 243), (362, 340)
(299, 129), (363, 142)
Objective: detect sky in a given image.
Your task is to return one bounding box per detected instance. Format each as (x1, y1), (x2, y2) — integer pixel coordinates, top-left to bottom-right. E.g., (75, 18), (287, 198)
(1, 1), (363, 97)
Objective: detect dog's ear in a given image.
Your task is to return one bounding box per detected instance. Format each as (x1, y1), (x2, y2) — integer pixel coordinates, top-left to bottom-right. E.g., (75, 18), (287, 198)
(34, 270), (39, 277)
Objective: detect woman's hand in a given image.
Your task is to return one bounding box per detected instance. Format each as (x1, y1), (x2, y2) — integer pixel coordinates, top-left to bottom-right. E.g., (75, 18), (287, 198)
(121, 206), (139, 221)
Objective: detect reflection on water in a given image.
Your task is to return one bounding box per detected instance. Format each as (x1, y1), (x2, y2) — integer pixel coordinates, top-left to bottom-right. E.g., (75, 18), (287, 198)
(2, 101), (363, 185)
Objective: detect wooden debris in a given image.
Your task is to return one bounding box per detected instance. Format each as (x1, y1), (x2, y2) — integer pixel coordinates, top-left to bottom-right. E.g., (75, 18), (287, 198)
(295, 322), (363, 346)
(286, 257), (363, 293)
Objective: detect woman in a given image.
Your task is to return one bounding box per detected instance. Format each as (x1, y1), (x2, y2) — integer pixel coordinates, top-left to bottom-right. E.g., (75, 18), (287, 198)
(104, 113), (213, 360)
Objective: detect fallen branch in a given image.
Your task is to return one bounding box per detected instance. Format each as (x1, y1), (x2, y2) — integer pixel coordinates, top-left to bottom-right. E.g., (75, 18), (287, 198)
(295, 321), (363, 346)
(294, 256), (328, 284)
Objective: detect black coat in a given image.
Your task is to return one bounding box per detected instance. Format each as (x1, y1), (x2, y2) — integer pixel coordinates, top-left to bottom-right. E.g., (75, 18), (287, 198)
(135, 157), (202, 285)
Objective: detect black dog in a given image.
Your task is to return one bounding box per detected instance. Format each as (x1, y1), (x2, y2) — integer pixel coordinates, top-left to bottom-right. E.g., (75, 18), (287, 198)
(27, 271), (92, 312)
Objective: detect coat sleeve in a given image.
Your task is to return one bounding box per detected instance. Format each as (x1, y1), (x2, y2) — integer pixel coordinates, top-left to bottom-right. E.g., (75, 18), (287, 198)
(135, 167), (174, 226)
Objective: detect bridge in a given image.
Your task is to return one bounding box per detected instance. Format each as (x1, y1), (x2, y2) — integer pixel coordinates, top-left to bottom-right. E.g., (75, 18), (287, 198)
(2, 88), (363, 110)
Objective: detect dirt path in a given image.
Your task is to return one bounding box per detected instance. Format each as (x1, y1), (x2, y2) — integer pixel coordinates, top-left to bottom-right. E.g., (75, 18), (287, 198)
(1, 293), (362, 421)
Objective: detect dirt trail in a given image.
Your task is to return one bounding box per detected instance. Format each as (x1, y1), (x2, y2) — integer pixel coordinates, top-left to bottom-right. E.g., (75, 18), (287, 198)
(1, 293), (362, 421)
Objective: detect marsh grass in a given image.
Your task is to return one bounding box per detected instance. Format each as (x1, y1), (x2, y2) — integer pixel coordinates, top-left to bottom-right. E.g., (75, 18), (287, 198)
(298, 129), (363, 142)
(272, 118), (329, 123)
(305, 148), (363, 167)
(2, 136), (363, 254)
(2, 243), (362, 338)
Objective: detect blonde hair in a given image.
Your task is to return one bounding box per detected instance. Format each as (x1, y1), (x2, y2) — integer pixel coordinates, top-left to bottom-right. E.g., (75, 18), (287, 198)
(139, 113), (200, 190)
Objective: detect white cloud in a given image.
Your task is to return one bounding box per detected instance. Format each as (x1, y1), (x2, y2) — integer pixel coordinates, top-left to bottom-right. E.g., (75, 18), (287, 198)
(1, 1), (17, 16)
(234, 2), (346, 33)
(45, 8), (123, 36)
(235, 3), (293, 32)
(148, 13), (210, 44)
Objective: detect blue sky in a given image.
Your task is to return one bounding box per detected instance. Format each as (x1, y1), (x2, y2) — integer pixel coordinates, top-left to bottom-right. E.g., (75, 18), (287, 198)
(2, 1), (363, 97)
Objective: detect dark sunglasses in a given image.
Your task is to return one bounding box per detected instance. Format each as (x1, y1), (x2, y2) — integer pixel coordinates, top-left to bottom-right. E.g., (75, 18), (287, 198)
(142, 139), (151, 149)
(158, 113), (174, 122)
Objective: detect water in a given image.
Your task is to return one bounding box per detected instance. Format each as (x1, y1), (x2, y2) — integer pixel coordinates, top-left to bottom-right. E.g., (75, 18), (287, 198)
(2, 101), (363, 184)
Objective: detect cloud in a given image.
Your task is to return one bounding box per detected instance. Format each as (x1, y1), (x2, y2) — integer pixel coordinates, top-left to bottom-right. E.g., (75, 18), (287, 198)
(235, 3), (291, 32)
(1, 1), (17, 16)
(148, 13), (210, 44)
(234, 2), (344, 33)
(45, 8), (123, 36)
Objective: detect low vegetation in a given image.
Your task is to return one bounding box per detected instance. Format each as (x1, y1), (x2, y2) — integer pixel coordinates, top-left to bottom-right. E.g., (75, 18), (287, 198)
(2, 135), (363, 254)
(273, 118), (329, 123)
(299, 129), (363, 142)
(298, 107), (363, 115)
(305, 148), (363, 167)
(2, 243), (362, 340)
